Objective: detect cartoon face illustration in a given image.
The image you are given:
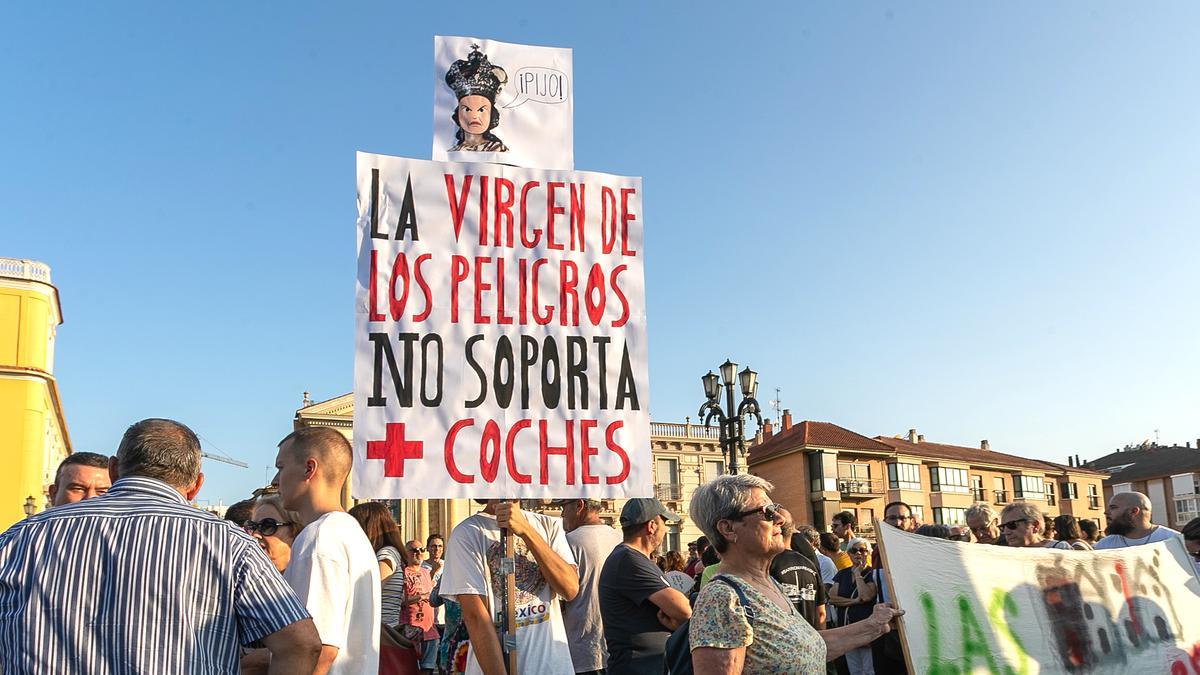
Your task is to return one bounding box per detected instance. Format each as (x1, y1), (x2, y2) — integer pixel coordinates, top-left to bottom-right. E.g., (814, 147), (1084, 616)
(456, 95), (493, 137)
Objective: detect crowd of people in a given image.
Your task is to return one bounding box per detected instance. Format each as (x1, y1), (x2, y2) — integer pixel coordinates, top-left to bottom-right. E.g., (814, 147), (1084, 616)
(1, 417), (1199, 675)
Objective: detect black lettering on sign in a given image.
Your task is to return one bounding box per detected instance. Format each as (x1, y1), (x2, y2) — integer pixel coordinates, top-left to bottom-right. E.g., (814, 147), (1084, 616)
(615, 341), (639, 411)
(396, 174), (420, 241)
(464, 334), (487, 408)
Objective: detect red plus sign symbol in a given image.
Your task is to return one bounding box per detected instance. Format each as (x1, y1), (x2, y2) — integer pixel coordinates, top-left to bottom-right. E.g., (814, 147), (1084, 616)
(366, 423), (424, 477)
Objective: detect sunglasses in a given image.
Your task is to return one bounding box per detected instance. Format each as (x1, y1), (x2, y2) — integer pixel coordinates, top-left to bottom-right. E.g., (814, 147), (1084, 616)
(849, 548), (870, 554)
(1001, 519), (1030, 530)
(731, 503), (784, 521)
(409, 547), (426, 554)
(884, 515), (911, 523)
(243, 518), (292, 536)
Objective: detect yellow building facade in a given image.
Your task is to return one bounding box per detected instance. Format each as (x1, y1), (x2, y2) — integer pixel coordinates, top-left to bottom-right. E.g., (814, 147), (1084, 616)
(293, 393), (726, 552)
(0, 258), (71, 530)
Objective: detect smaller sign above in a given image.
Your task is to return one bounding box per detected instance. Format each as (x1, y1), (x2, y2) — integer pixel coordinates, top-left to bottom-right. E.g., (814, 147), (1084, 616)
(433, 36), (573, 170)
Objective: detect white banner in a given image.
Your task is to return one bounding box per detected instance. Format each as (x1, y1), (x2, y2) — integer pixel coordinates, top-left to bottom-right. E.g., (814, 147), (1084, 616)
(352, 151), (649, 499)
(432, 36), (573, 170)
(877, 523), (1200, 674)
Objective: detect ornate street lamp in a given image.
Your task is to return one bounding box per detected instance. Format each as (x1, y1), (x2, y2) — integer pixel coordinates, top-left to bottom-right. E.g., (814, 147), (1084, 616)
(698, 359), (763, 475)
(22, 495), (36, 518)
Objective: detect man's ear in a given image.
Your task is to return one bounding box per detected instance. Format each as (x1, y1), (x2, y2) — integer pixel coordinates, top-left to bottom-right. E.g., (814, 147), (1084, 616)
(48, 482), (59, 502)
(184, 472), (205, 502)
(108, 456), (120, 482)
(304, 458), (318, 483)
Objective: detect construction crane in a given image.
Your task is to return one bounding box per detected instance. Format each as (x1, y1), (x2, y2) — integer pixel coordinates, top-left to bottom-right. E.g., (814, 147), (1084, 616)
(201, 450), (248, 468)
(198, 434), (249, 468)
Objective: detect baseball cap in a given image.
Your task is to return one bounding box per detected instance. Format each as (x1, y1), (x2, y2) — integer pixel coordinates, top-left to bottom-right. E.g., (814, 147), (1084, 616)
(620, 498), (683, 528)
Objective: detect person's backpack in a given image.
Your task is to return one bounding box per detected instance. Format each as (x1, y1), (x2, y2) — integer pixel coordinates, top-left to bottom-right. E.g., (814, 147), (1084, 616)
(663, 574), (755, 675)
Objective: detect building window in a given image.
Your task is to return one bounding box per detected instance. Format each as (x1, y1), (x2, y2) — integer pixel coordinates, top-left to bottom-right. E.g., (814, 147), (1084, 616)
(971, 475), (985, 502)
(703, 460), (725, 483)
(655, 458), (680, 501)
(1062, 482), (1078, 500)
(888, 463), (922, 490)
(1045, 482), (1056, 506)
(809, 452), (825, 493)
(1014, 475), (1045, 500)
(839, 462), (871, 480)
(1175, 498), (1199, 526)
(934, 507), (968, 525)
(930, 467), (969, 494)
(666, 523), (681, 553)
(993, 476), (1008, 504)
(1088, 484), (1100, 509)
(910, 505), (925, 522)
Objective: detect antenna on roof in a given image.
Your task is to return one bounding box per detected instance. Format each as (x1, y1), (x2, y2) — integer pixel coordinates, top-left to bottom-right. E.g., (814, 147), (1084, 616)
(768, 387), (782, 425)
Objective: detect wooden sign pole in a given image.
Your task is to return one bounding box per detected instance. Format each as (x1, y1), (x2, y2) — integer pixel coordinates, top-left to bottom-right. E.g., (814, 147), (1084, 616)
(504, 526), (518, 674)
(873, 518), (916, 675)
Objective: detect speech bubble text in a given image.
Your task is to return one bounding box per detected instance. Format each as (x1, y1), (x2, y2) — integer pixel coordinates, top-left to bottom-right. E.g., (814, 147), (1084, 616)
(503, 67), (569, 109)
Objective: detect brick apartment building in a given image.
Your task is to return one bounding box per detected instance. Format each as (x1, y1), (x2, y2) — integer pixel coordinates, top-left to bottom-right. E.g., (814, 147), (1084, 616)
(747, 412), (1107, 538)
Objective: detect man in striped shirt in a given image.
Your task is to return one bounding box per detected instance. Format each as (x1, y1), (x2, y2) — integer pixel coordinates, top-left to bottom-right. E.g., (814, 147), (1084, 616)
(0, 418), (322, 674)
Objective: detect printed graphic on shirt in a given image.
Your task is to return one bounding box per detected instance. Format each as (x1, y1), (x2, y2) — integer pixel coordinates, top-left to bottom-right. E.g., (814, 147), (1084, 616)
(485, 538), (550, 628)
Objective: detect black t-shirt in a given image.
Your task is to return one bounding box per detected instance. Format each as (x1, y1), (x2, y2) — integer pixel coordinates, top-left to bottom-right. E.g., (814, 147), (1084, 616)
(769, 549), (826, 629)
(598, 543), (672, 674)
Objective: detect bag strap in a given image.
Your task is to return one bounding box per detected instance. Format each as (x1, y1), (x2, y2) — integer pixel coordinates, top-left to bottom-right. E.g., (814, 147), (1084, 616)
(711, 574), (755, 623)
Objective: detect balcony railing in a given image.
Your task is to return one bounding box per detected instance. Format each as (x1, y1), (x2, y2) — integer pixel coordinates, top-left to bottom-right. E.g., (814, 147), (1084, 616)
(650, 421), (723, 441)
(0, 258), (52, 284)
(838, 478), (884, 497)
(655, 483), (683, 501)
(993, 490), (1009, 504)
(1088, 496), (1101, 509)
(1047, 495), (1057, 506)
(972, 488), (987, 502)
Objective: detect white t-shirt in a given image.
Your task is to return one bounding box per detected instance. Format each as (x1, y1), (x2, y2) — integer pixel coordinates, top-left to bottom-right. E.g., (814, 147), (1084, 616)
(1094, 525), (1181, 550)
(284, 511), (382, 675)
(441, 511), (577, 675)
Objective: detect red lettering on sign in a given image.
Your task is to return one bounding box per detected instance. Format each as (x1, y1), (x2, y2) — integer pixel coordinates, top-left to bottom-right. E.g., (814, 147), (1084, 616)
(444, 174), (472, 242)
(605, 421), (630, 484)
(444, 420), (474, 483)
(579, 420), (599, 485)
(505, 419), (532, 484)
(539, 420), (575, 485)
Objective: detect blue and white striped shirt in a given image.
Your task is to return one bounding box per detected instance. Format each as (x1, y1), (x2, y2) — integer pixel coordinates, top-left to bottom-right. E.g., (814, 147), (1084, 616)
(0, 476), (310, 674)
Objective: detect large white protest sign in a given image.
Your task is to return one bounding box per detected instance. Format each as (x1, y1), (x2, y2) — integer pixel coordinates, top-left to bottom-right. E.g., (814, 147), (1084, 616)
(877, 523), (1200, 674)
(432, 36), (573, 170)
(352, 151), (649, 499)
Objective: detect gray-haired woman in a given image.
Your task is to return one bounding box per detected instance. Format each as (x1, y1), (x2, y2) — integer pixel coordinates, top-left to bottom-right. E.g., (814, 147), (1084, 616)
(688, 475), (903, 674)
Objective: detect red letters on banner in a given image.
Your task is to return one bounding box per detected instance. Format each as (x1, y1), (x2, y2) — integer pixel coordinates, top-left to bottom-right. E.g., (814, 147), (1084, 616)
(440, 418), (630, 486)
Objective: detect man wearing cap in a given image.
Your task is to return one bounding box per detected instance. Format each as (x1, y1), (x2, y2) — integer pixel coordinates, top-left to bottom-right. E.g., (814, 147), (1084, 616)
(556, 499), (622, 675)
(598, 498), (692, 674)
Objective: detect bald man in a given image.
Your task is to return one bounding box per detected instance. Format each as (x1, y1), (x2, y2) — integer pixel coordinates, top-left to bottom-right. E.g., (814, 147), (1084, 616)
(1094, 491), (1181, 549)
(273, 427), (381, 675)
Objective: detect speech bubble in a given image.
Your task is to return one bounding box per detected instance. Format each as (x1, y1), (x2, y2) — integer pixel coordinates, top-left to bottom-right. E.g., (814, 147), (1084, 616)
(502, 67), (570, 109)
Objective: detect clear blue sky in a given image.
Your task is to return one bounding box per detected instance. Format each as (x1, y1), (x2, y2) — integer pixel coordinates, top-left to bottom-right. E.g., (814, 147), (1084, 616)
(4, 3), (1198, 506)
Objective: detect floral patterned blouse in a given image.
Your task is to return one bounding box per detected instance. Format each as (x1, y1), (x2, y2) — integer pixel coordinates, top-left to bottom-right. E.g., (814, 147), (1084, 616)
(690, 574), (827, 674)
